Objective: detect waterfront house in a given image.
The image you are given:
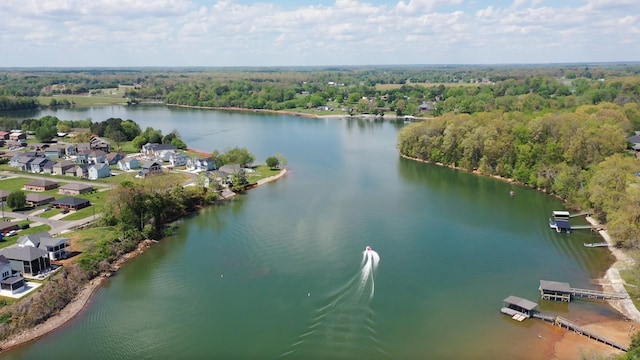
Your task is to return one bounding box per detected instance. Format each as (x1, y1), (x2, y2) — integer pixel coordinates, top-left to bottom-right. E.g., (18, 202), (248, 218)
(0, 246), (51, 276)
(24, 179), (59, 192)
(219, 164), (242, 175)
(17, 232), (70, 261)
(88, 163), (111, 180)
(142, 143), (177, 161)
(117, 157), (141, 171)
(50, 196), (90, 211)
(169, 152), (189, 167)
(59, 183), (94, 195)
(187, 157), (216, 171)
(0, 255), (25, 294)
(25, 193), (55, 207)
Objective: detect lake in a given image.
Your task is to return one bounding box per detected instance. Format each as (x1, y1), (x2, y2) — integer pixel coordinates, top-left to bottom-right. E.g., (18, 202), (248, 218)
(3, 106), (618, 359)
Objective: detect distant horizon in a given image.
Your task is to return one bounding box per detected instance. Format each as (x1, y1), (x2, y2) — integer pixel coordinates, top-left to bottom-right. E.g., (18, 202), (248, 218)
(1, 61), (639, 71)
(1, 0), (638, 68)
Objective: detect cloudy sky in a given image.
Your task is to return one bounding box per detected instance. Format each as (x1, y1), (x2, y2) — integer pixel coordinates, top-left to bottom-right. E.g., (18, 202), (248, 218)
(0, 0), (637, 67)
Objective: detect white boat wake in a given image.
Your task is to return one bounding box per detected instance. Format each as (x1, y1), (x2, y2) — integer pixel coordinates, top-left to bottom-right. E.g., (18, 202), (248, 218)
(281, 246), (385, 359)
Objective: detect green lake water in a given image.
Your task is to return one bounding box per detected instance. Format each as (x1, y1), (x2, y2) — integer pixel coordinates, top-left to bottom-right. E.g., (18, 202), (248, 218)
(3, 107), (618, 359)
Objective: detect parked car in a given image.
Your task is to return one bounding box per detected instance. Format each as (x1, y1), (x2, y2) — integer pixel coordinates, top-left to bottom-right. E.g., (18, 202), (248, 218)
(6, 230), (17, 236)
(20, 224), (30, 230)
(61, 209), (69, 214)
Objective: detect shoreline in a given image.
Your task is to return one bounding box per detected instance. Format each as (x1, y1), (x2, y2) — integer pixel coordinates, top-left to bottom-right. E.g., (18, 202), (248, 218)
(401, 153), (640, 357)
(0, 169), (288, 354)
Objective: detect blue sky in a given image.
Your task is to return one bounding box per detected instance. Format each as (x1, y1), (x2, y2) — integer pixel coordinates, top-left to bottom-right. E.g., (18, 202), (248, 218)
(0, 0), (637, 67)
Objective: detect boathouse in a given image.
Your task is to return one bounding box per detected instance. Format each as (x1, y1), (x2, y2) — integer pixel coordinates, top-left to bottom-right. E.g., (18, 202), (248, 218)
(539, 280), (572, 302)
(549, 211), (571, 233)
(501, 296), (538, 321)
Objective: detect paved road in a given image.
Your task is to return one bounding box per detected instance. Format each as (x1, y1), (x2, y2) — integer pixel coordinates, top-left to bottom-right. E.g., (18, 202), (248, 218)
(1, 209), (102, 236)
(1, 171), (113, 189)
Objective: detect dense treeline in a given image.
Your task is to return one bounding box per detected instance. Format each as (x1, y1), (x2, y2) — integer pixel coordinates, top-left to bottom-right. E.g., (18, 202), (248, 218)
(398, 102), (640, 249)
(0, 96), (38, 111)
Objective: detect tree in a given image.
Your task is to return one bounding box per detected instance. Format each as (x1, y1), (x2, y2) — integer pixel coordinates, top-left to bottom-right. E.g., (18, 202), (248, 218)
(171, 138), (187, 150)
(266, 156), (279, 169)
(132, 135), (148, 150)
(222, 147), (255, 167)
(7, 191), (26, 210)
(35, 126), (57, 142)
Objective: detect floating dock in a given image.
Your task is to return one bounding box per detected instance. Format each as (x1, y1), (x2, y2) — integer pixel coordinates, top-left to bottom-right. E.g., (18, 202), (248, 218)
(502, 295), (628, 352)
(584, 242), (609, 248)
(539, 280), (628, 302)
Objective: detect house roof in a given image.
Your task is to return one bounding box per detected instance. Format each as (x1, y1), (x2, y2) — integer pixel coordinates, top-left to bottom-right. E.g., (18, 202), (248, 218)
(627, 135), (640, 144)
(141, 160), (161, 168)
(0, 190), (11, 199)
(106, 152), (124, 162)
(145, 143), (176, 151)
(219, 164), (241, 174)
(91, 163), (108, 170)
(59, 183), (93, 191)
(0, 254), (9, 265)
(503, 295), (538, 311)
(0, 245), (48, 261)
(51, 196), (90, 207)
(25, 193), (55, 202)
(18, 232), (69, 249)
(1, 276), (24, 286)
(25, 179), (58, 187)
(539, 280), (572, 293)
(53, 160), (75, 168)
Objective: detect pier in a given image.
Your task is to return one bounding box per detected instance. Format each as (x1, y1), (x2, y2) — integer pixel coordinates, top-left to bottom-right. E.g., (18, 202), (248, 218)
(539, 280), (628, 302)
(502, 296), (628, 352)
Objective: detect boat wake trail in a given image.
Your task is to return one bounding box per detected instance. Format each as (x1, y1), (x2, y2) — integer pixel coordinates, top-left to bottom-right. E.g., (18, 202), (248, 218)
(281, 247), (386, 359)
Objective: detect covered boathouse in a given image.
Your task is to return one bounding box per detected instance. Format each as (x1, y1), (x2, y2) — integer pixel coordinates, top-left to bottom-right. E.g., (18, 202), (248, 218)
(501, 296), (538, 321)
(539, 280), (572, 302)
(549, 211), (571, 233)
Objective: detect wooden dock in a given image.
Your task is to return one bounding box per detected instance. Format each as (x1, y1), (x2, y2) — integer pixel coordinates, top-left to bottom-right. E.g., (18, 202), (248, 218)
(584, 242), (609, 248)
(503, 298), (629, 352)
(539, 280), (629, 302)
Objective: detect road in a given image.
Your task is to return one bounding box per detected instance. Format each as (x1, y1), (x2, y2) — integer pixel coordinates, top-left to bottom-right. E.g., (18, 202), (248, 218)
(1, 209), (102, 236)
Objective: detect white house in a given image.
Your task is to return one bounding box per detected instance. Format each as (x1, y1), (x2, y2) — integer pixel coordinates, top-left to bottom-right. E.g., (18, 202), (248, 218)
(169, 152), (189, 167)
(88, 163), (111, 180)
(186, 157), (216, 171)
(17, 232), (70, 261)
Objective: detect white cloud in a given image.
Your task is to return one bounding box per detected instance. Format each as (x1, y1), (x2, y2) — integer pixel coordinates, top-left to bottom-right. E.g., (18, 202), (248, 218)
(0, 0), (637, 66)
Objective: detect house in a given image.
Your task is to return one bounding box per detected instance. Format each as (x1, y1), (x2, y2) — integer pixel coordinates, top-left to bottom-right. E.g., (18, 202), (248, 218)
(9, 155), (35, 171)
(75, 164), (89, 178)
(117, 157), (141, 171)
(75, 150), (90, 164)
(202, 170), (231, 188)
(44, 145), (64, 159)
(29, 157), (55, 173)
(52, 160), (76, 175)
(627, 132), (640, 151)
(59, 183), (94, 195)
(219, 164), (242, 175)
(90, 136), (110, 152)
(187, 157), (216, 171)
(24, 179), (59, 192)
(42, 161), (56, 174)
(76, 142), (91, 152)
(25, 193), (55, 207)
(419, 101), (434, 112)
(0, 246), (51, 276)
(9, 132), (26, 141)
(17, 232), (70, 261)
(50, 196), (90, 211)
(0, 131), (9, 140)
(0, 255), (25, 294)
(0, 190), (11, 202)
(87, 150), (107, 164)
(88, 163), (111, 180)
(62, 144), (77, 156)
(138, 160), (162, 178)
(169, 152), (189, 167)
(105, 152), (125, 165)
(142, 143), (177, 160)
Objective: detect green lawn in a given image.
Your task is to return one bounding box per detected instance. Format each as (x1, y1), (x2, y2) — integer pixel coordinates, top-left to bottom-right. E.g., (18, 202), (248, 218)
(247, 165), (282, 184)
(0, 224), (51, 249)
(38, 94), (127, 107)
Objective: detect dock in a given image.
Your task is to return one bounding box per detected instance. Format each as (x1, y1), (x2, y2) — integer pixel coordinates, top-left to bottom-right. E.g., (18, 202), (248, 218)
(539, 280), (628, 302)
(584, 242), (609, 248)
(502, 296), (628, 352)
(549, 210), (602, 233)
